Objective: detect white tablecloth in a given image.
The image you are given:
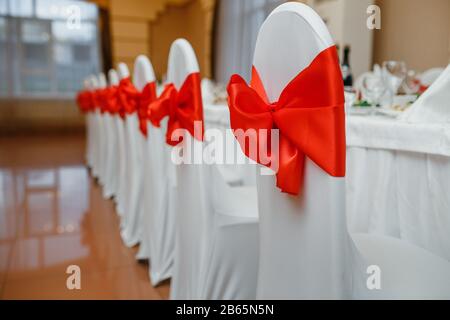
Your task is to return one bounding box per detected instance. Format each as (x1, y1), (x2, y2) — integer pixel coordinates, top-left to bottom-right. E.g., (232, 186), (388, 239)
(346, 114), (450, 260)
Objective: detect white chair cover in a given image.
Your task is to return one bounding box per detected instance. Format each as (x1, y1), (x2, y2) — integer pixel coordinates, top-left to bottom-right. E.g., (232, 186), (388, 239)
(169, 39), (259, 299)
(84, 77), (94, 169)
(253, 3), (367, 299)
(135, 82), (165, 260)
(115, 63), (130, 217)
(203, 131), (259, 300)
(104, 69), (120, 199)
(89, 75), (102, 180)
(97, 73), (109, 190)
(141, 40), (200, 285)
(118, 59), (149, 247)
(124, 55), (157, 260)
(253, 3), (450, 299)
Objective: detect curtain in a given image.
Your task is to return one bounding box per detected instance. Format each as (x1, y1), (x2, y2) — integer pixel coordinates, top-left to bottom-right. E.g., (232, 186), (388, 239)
(214, 0), (285, 84)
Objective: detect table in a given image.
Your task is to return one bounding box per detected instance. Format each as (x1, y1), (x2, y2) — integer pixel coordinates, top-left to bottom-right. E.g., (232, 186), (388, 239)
(204, 103), (450, 260)
(346, 114), (450, 260)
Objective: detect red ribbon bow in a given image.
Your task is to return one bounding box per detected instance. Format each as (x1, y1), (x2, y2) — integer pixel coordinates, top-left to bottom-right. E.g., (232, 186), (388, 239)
(97, 88), (111, 114)
(76, 90), (94, 113)
(103, 86), (120, 114)
(147, 72), (204, 146)
(227, 46), (346, 195)
(117, 78), (157, 135)
(117, 78), (135, 119)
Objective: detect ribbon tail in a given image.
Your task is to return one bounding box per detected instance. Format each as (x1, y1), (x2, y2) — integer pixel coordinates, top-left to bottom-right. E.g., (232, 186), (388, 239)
(166, 119), (184, 146)
(275, 135), (304, 195)
(148, 85), (174, 127)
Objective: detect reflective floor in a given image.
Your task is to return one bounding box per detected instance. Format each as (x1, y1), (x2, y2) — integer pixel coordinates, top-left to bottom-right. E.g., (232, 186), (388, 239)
(0, 133), (170, 299)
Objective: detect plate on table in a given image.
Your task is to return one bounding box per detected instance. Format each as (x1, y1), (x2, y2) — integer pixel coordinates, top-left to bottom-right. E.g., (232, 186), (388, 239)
(376, 95), (417, 118)
(347, 100), (374, 115)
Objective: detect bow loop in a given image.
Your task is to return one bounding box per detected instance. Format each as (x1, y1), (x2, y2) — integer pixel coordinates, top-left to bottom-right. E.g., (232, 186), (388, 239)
(227, 46), (346, 195)
(137, 82), (157, 136)
(118, 78), (138, 115)
(76, 90), (95, 113)
(148, 72), (204, 146)
(104, 86), (119, 114)
(148, 84), (176, 127)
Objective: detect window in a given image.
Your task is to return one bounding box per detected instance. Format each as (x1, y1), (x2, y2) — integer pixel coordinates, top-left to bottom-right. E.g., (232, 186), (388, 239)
(0, 17), (8, 95)
(0, 0), (101, 98)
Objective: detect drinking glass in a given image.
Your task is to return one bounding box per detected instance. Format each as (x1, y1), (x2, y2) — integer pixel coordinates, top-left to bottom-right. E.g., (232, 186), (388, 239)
(382, 61), (407, 95)
(402, 70), (421, 95)
(361, 74), (387, 108)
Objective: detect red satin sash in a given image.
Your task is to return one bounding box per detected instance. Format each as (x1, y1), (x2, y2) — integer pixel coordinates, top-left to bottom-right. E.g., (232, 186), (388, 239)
(227, 46), (346, 195)
(103, 86), (120, 114)
(148, 72), (204, 146)
(97, 88), (110, 114)
(76, 90), (94, 113)
(93, 89), (103, 111)
(121, 81), (157, 136)
(117, 78), (135, 119)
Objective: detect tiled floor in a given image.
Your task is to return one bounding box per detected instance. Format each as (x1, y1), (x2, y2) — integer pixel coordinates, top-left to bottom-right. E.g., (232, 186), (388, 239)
(0, 133), (170, 299)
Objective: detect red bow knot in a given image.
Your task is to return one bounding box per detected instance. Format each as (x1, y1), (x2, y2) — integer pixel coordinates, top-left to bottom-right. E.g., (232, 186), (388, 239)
(227, 46), (346, 195)
(97, 88), (111, 114)
(117, 78), (136, 118)
(136, 82), (157, 136)
(76, 90), (94, 113)
(117, 78), (157, 135)
(147, 72), (204, 146)
(103, 86), (119, 114)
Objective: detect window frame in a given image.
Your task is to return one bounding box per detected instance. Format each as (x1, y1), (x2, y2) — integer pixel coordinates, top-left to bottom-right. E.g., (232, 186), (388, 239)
(0, 0), (101, 100)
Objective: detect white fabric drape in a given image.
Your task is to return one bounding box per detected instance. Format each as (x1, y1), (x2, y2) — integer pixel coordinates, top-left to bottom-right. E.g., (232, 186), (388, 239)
(214, 0), (284, 83)
(347, 146), (450, 260)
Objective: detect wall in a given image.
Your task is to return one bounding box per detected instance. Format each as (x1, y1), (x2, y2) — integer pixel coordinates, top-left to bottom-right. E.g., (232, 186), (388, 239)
(149, 5), (187, 79)
(149, 0), (214, 79)
(0, 99), (84, 135)
(105, 0), (215, 79)
(373, 0), (450, 72)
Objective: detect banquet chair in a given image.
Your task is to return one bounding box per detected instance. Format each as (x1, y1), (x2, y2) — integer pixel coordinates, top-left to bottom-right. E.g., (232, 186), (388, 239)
(115, 63), (130, 218)
(249, 2), (367, 299)
(200, 126), (259, 300)
(142, 39), (203, 286)
(89, 75), (102, 180)
(116, 60), (147, 247)
(83, 77), (94, 169)
(169, 39), (259, 299)
(135, 57), (158, 262)
(103, 69), (120, 199)
(96, 73), (109, 189)
(121, 55), (157, 253)
(249, 2), (450, 300)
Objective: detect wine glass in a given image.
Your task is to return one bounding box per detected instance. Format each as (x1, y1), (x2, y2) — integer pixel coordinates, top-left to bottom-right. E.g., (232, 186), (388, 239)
(382, 61), (407, 95)
(361, 74), (387, 108)
(402, 70), (421, 95)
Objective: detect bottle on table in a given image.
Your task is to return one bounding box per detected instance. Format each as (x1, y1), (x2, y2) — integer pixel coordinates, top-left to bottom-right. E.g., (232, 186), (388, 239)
(342, 45), (353, 89)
